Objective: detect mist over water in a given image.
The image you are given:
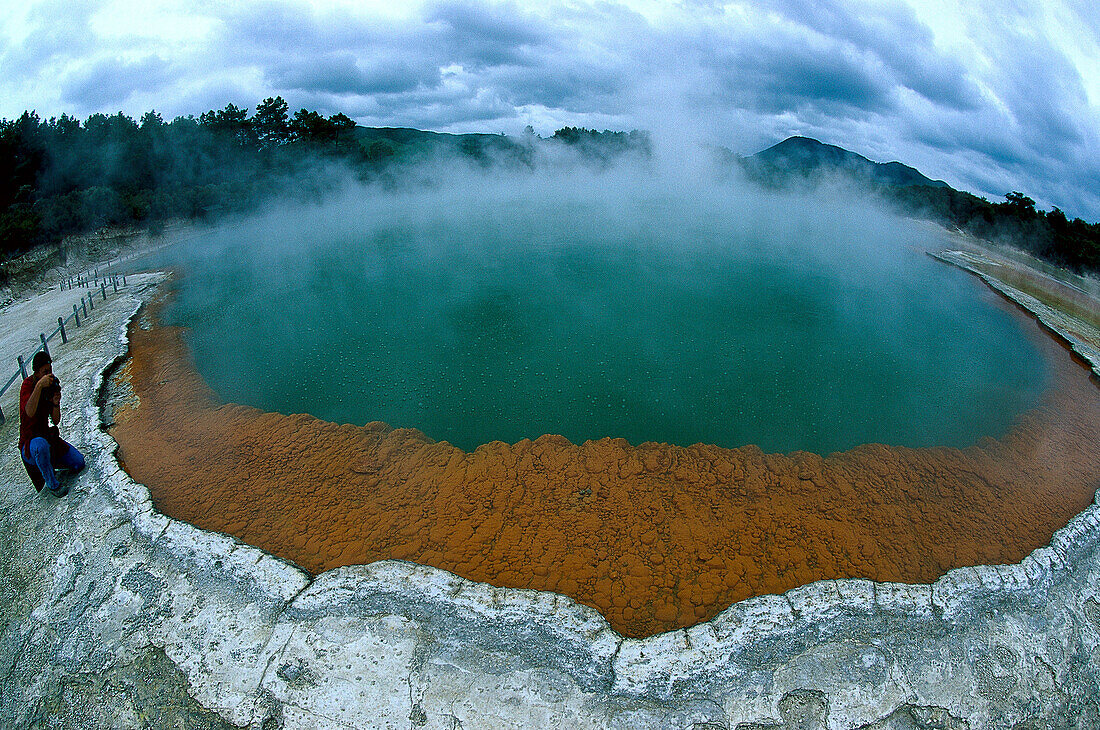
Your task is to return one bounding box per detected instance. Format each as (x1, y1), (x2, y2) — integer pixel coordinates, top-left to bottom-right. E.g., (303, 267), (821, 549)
(146, 165), (1050, 454)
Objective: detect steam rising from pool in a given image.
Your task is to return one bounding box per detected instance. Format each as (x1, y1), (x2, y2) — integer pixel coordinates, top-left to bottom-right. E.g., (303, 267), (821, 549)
(150, 166), (1049, 454)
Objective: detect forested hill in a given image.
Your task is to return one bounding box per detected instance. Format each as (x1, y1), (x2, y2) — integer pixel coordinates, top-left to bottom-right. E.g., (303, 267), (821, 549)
(1, 97), (1097, 274)
(736, 136), (1099, 272)
(0, 98), (649, 269)
(742, 136), (950, 189)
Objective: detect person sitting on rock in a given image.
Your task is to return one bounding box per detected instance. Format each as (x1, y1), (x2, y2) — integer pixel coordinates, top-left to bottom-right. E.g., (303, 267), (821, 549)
(19, 351), (85, 497)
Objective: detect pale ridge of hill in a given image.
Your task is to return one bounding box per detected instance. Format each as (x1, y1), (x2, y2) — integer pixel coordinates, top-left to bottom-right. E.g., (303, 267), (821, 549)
(742, 135), (950, 189)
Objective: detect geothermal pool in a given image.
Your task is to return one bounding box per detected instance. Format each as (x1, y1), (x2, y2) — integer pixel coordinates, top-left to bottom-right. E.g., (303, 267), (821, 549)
(154, 187), (1047, 454)
(112, 182), (1100, 637)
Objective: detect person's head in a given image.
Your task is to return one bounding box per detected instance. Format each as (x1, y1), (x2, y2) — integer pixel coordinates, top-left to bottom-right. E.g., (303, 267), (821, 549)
(31, 351), (52, 380)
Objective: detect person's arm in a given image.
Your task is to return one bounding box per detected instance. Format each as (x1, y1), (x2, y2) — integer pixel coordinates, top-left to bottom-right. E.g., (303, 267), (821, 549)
(50, 388), (62, 424)
(23, 375), (51, 419)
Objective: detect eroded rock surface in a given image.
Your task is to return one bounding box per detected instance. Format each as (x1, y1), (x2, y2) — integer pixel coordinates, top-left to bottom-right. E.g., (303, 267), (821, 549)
(108, 293), (1100, 637)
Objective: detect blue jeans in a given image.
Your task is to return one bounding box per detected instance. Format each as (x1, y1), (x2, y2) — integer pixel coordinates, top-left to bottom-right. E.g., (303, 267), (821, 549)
(22, 437), (85, 494)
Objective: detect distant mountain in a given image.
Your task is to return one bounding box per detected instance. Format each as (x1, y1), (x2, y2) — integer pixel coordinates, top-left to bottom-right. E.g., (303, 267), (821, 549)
(732, 136), (1097, 271)
(740, 136), (950, 190)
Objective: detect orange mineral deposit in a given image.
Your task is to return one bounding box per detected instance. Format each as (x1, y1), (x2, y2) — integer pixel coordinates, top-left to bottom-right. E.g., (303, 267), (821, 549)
(108, 296), (1100, 638)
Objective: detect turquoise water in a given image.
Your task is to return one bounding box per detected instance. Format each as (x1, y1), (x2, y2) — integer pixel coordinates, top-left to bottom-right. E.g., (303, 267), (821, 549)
(151, 183), (1050, 454)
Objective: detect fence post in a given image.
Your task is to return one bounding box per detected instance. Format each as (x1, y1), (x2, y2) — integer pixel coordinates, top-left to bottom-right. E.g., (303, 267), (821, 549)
(113, 276), (118, 293)
(73, 304), (80, 327)
(122, 273), (127, 286)
(18, 355), (27, 379)
(58, 317), (67, 344)
(40, 333), (49, 358)
(87, 292), (93, 311)
(100, 283), (106, 300)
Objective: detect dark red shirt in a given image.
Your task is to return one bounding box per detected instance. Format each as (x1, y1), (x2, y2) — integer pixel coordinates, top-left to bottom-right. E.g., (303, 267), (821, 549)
(18, 376), (54, 453)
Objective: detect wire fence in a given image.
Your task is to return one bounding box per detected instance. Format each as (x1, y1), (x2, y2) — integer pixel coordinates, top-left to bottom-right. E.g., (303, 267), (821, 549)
(0, 270), (131, 425)
(2, 232), (187, 425)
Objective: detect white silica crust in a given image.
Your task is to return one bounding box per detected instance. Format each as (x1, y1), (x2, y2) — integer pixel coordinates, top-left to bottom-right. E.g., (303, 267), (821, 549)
(1, 264), (1099, 729)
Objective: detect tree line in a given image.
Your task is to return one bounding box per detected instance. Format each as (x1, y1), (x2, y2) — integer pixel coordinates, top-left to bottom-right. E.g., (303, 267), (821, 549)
(883, 185), (1100, 272)
(736, 139), (1100, 273)
(0, 99), (653, 266)
(1, 98), (1095, 273)
(0, 97), (374, 261)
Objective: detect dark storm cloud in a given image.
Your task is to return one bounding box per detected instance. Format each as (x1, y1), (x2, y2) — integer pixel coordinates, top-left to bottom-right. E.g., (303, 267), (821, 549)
(219, 0), (551, 74)
(716, 38), (893, 116)
(219, 1), (365, 53)
(215, 1), (552, 110)
(895, 5), (1099, 217)
(763, 0), (982, 111)
(373, 89), (518, 128)
(3, 0), (1098, 220)
(61, 56), (175, 109)
(268, 53), (438, 96)
(205, 0), (640, 130)
(995, 40), (1087, 156)
(491, 62), (627, 112)
(424, 0), (550, 68)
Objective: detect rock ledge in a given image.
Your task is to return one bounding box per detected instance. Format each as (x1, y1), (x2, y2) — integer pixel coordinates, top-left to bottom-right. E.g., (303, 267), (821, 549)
(1, 269), (1099, 729)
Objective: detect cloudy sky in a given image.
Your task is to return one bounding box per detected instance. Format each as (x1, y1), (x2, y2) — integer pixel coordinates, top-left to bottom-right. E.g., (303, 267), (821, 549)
(2, 0), (1099, 220)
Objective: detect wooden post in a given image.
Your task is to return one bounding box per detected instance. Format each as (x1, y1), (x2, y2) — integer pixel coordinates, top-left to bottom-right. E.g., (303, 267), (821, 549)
(100, 282), (106, 300)
(18, 354), (27, 379)
(58, 317), (67, 344)
(73, 304), (80, 327)
(122, 273), (127, 286)
(40, 333), (49, 358)
(112, 276), (118, 293)
(87, 292), (94, 311)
